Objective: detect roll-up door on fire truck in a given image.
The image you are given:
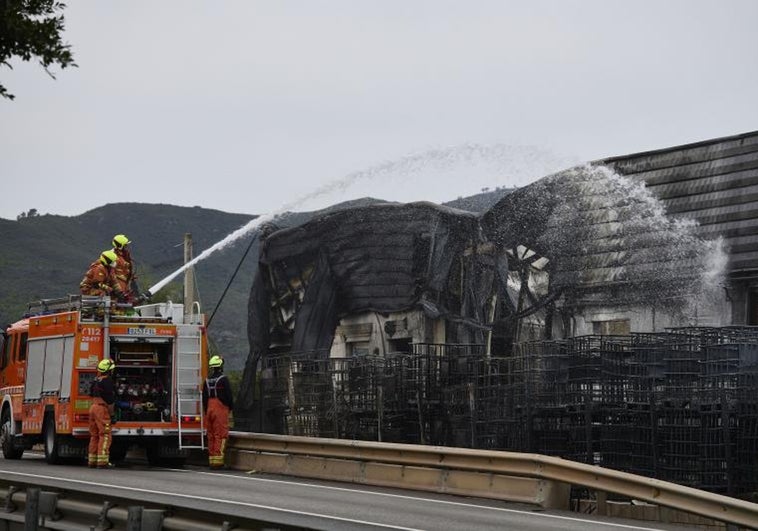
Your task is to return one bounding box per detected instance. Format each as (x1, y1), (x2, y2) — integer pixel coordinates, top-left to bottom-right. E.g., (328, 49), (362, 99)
(25, 336), (75, 399)
(42, 337), (64, 395)
(59, 336), (75, 398)
(24, 340), (45, 400)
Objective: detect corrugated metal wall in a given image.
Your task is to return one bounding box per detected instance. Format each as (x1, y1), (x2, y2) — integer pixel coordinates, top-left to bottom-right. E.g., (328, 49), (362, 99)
(602, 131), (758, 274)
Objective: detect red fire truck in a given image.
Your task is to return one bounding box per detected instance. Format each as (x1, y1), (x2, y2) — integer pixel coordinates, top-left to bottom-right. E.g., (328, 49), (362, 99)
(0, 296), (207, 466)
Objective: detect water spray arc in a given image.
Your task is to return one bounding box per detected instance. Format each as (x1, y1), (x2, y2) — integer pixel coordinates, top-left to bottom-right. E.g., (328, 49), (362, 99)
(147, 212), (275, 296)
(147, 144), (571, 297)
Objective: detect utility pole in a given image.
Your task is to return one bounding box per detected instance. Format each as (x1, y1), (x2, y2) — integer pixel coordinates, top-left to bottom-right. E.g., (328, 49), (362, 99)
(184, 233), (195, 318)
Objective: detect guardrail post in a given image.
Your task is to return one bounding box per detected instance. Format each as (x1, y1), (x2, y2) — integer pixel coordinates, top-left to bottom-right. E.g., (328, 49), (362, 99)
(24, 488), (39, 531)
(95, 500), (115, 530)
(141, 509), (165, 531)
(596, 491), (607, 516)
(658, 505), (672, 524)
(124, 506), (164, 531)
(126, 506), (142, 531)
(38, 491), (61, 524)
(3, 485), (19, 513)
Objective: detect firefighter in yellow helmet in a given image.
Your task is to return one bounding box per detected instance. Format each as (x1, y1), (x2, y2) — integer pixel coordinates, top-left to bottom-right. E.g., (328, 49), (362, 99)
(88, 358), (116, 468)
(80, 250), (121, 297)
(111, 234), (137, 303)
(202, 355), (234, 469)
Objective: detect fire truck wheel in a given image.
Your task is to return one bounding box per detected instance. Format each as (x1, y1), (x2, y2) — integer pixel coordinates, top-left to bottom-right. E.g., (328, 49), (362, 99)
(109, 443), (128, 463)
(43, 416), (61, 465)
(145, 443), (185, 468)
(0, 412), (23, 460)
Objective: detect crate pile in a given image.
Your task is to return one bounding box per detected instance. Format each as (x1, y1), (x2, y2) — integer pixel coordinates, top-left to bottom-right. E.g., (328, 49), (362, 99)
(257, 327), (758, 494)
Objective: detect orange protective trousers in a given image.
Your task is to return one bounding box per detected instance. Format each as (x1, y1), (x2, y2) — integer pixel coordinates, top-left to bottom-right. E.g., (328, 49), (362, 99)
(88, 400), (112, 467)
(206, 398), (229, 468)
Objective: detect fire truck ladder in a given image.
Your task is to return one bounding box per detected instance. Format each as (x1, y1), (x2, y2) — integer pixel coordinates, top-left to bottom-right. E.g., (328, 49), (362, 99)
(27, 294), (113, 320)
(176, 324), (205, 450)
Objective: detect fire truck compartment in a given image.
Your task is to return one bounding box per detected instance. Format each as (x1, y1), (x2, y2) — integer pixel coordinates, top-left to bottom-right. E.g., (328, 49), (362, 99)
(110, 337), (173, 422)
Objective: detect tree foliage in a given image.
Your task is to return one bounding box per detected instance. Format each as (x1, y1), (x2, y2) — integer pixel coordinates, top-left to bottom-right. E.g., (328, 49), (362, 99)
(16, 208), (39, 220)
(0, 0), (76, 100)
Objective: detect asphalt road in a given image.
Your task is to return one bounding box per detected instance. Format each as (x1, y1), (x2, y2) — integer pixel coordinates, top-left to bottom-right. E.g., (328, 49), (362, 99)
(0, 453), (693, 530)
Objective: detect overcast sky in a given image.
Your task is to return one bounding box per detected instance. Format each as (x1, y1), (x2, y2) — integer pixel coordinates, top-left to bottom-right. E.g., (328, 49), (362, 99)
(2, 1), (757, 221)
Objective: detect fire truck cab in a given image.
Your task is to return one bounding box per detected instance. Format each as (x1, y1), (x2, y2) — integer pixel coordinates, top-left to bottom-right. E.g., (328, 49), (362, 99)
(0, 295), (207, 466)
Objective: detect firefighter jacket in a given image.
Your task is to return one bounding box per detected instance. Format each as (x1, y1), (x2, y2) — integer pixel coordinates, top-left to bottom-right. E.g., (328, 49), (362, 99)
(202, 371), (234, 411)
(113, 248), (135, 298)
(80, 261), (117, 297)
(90, 374), (116, 406)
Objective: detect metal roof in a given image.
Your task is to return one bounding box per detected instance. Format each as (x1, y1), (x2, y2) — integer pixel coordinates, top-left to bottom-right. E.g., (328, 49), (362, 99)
(600, 130), (758, 274)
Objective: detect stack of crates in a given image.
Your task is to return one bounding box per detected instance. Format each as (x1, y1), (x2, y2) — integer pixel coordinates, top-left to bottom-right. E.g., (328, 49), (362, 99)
(736, 339), (758, 493)
(506, 340), (573, 457)
(256, 327), (758, 494)
(284, 352), (333, 437)
(472, 356), (510, 450)
(331, 355), (383, 441)
(381, 353), (421, 444)
(440, 355), (478, 448)
(598, 336), (655, 476)
(699, 342), (739, 493)
(656, 329), (704, 488)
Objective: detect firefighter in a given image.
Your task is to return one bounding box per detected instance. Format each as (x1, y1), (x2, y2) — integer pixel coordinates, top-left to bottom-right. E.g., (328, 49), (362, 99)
(111, 234), (137, 303)
(89, 358), (116, 468)
(80, 250), (120, 297)
(202, 355), (234, 470)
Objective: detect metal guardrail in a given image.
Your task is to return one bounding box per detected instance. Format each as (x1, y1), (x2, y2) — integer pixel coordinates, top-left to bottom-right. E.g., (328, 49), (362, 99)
(0, 478), (300, 531)
(228, 431), (758, 529)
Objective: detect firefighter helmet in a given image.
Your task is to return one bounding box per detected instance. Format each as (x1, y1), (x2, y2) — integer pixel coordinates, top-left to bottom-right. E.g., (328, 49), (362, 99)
(209, 355), (223, 369)
(97, 358), (116, 373)
(112, 234), (131, 249)
(100, 250), (118, 266)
